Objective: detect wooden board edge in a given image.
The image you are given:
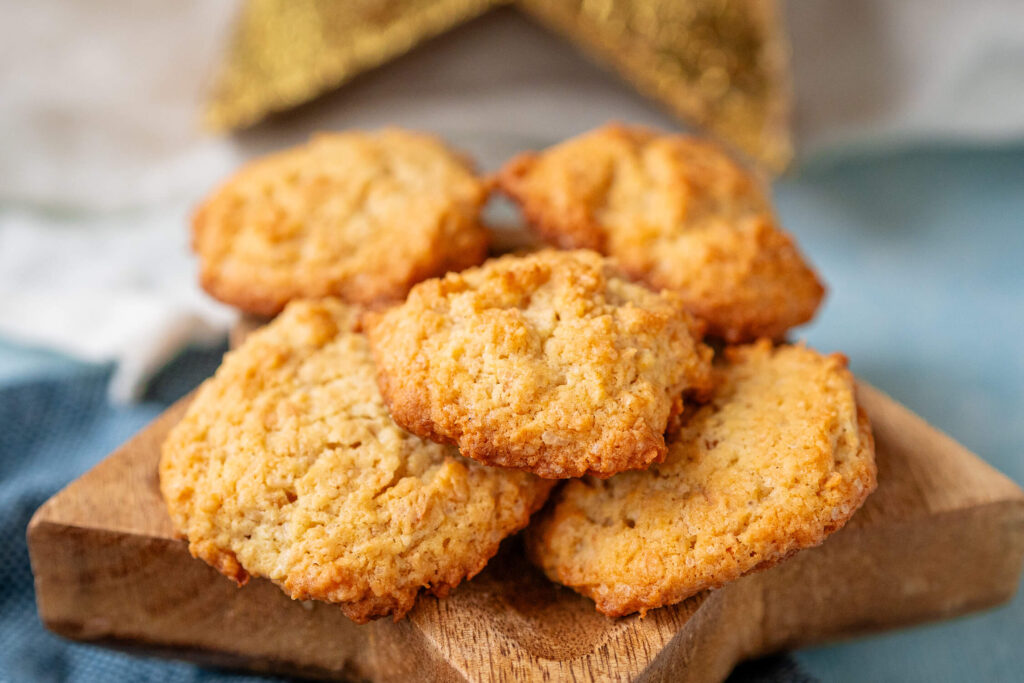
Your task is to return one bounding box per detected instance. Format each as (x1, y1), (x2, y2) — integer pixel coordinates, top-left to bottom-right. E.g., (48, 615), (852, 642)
(753, 497), (1024, 654)
(856, 382), (1024, 505)
(27, 517), (469, 683)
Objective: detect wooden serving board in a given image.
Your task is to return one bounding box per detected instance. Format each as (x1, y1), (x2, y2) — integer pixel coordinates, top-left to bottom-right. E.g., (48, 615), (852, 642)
(27, 351), (1024, 681)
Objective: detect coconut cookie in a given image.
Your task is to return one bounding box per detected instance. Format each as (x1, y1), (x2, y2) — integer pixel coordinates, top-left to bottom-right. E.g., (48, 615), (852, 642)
(159, 299), (553, 623)
(194, 129), (489, 315)
(497, 124), (825, 342)
(526, 341), (876, 617)
(366, 249), (714, 479)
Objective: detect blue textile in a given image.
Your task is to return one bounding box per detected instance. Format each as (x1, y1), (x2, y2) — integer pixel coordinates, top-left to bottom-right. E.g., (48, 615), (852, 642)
(1, 147), (1021, 681)
(0, 347), (284, 682)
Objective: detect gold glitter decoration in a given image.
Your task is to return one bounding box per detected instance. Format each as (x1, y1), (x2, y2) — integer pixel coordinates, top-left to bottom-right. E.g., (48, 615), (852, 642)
(206, 0), (791, 171)
(515, 0), (791, 170)
(205, 0), (501, 131)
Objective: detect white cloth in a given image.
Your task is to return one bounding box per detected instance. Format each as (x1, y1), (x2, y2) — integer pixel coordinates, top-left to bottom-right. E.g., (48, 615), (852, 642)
(0, 0), (242, 401)
(0, 206), (234, 401)
(2, 0), (1023, 401)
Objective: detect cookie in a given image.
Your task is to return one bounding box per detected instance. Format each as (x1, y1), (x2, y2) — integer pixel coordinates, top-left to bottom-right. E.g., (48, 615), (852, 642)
(159, 299), (553, 623)
(366, 249), (714, 479)
(194, 129), (489, 315)
(497, 124), (825, 342)
(526, 341), (876, 617)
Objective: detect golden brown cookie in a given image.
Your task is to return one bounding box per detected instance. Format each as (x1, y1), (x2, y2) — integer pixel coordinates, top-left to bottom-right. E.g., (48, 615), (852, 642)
(366, 249), (714, 479)
(194, 129), (489, 315)
(159, 299), (553, 623)
(526, 341), (876, 617)
(497, 124), (825, 342)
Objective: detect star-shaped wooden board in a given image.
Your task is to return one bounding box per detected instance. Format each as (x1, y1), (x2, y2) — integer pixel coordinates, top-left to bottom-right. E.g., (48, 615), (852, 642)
(27, 311), (1024, 681)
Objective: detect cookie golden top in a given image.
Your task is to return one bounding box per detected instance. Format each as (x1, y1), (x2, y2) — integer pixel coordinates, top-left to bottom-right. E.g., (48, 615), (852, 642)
(194, 129), (489, 315)
(526, 341), (876, 617)
(159, 299), (553, 623)
(366, 249), (714, 479)
(497, 124), (825, 342)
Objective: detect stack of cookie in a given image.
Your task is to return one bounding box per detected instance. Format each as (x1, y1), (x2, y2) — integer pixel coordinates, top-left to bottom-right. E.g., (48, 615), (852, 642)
(160, 125), (876, 624)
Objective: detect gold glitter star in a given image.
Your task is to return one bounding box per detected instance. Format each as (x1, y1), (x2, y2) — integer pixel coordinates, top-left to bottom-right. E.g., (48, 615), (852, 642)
(206, 0), (791, 171)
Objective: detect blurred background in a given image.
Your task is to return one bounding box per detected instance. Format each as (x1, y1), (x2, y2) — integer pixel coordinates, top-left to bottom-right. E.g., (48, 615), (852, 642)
(1, 1), (1022, 681)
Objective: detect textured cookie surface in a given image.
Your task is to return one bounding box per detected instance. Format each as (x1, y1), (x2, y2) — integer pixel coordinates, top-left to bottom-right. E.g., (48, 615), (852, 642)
(194, 129), (489, 315)
(366, 249), (714, 479)
(159, 299), (553, 623)
(498, 124), (825, 342)
(526, 341), (876, 616)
